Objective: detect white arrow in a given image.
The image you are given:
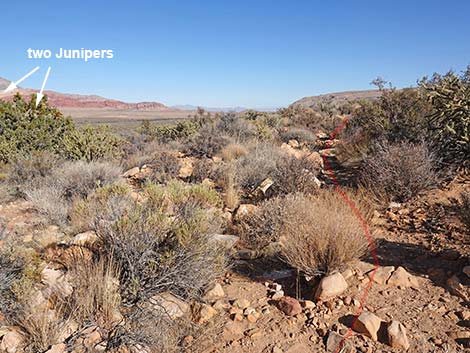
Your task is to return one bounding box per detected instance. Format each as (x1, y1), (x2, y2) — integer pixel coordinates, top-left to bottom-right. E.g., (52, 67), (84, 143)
(36, 66), (51, 107)
(3, 66), (40, 93)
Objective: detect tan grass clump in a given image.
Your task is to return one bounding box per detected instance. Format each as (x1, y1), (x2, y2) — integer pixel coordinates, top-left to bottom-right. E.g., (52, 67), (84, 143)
(278, 191), (370, 276)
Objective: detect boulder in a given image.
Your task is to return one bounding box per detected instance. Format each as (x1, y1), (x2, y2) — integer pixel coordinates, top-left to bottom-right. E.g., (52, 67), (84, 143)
(150, 292), (189, 319)
(387, 320), (410, 350)
(315, 272), (348, 301)
(353, 311), (382, 341)
(276, 297), (302, 316)
(387, 267), (420, 288)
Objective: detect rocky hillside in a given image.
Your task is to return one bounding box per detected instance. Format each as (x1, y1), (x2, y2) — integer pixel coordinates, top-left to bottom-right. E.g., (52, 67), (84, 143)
(291, 90), (382, 109)
(0, 76), (172, 111)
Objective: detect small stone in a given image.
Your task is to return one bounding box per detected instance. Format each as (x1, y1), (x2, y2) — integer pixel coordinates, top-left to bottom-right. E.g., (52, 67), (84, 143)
(203, 283), (225, 301)
(326, 331), (354, 353)
(463, 266), (470, 278)
(0, 329), (24, 353)
(341, 268), (354, 280)
(231, 313), (244, 322)
(343, 296), (352, 306)
(150, 292), (190, 320)
(271, 290), (285, 300)
(458, 310), (470, 321)
(369, 266), (395, 285)
(45, 343), (67, 353)
(353, 311), (383, 341)
(243, 307), (256, 316)
(276, 297), (302, 316)
(233, 298), (251, 310)
(196, 304), (217, 324)
(387, 267), (420, 288)
(387, 320), (410, 350)
(233, 204), (258, 222)
(246, 314), (258, 323)
(122, 167), (140, 178)
(302, 300), (316, 309)
(71, 230), (98, 246)
(209, 234), (239, 250)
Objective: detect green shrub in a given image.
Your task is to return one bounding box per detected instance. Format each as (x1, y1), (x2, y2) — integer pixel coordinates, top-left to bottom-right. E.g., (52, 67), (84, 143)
(95, 181), (226, 304)
(344, 88), (432, 150)
(0, 94), (75, 163)
(421, 68), (470, 168)
(61, 125), (125, 161)
(279, 105), (341, 132)
(139, 120), (199, 142)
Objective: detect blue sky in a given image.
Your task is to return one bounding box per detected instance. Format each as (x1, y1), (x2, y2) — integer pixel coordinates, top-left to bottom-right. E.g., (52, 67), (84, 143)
(2, 0), (469, 108)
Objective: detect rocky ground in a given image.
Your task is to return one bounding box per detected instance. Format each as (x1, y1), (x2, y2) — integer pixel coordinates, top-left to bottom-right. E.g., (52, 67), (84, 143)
(0, 134), (469, 353)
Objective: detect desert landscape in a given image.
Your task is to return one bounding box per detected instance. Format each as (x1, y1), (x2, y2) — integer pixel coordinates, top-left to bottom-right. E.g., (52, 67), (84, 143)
(1, 1), (470, 352)
(0, 65), (469, 353)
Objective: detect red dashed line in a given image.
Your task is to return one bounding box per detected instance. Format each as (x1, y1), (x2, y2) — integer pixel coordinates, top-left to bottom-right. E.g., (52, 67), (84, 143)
(321, 116), (380, 353)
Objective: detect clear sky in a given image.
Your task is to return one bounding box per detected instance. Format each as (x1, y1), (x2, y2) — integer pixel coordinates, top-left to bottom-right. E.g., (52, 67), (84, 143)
(2, 0), (469, 108)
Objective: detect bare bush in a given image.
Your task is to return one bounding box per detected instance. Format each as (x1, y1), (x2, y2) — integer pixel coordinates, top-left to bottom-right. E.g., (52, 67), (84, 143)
(278, 191), (370, 276)
(237, 196), (290, 251)
(216, 113), (256, 141)
(280, 127), (316, 145)
(219, 143), (248, 162)
(65, 255), (121, 329)
(25, 161), (122, 225)
(185, 125), (233, 158)
(236, 144), (320, 197)
(360, 140), (440, 203)
(8, 151), (62, 187)
(107, 305), (190, 353)
(17, 307), (72, 353)
(0, 255), (23, 320)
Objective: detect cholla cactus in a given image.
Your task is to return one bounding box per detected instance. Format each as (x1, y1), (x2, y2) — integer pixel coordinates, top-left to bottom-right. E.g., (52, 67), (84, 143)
(421, 68), (470, 168)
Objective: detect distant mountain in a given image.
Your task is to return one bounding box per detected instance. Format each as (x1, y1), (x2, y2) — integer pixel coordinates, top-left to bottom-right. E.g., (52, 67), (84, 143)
(172, 104), (279, 113)
(0, 76), (173, 111)
(0, 77), (10, 90)
(291, 89), (382, 109)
